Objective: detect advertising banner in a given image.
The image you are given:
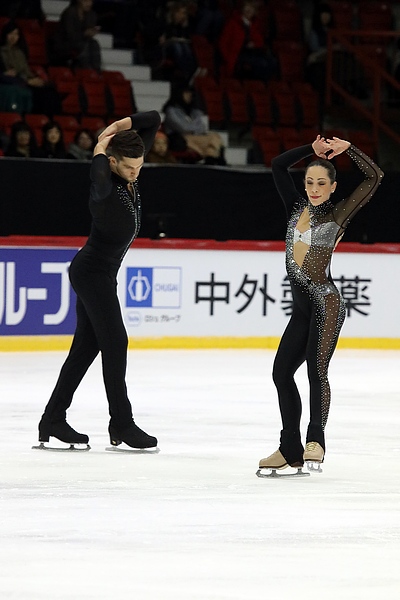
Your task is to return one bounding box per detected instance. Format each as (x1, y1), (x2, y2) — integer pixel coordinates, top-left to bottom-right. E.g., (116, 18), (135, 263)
(1, 244), (399, 341)
(119, 248), (400, 339)
(0, 248), (77, 335)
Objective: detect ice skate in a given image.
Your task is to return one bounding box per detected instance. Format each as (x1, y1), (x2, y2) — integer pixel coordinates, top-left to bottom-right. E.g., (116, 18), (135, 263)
(303, 442), (324, 472)
(105, 422), (159, 454)
(32, 418), (90, 452)
(256, 449), (309, 479)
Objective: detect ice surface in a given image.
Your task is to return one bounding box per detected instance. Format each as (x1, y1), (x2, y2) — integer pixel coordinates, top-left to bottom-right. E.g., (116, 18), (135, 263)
(0, 349), (399, 599)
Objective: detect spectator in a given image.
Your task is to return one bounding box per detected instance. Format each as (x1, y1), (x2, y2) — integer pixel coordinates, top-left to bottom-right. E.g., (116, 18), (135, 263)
(190, 0), (225, 43)
(67, 128), (95, 160)
(5, 120), (39, 157)
(53, 0), (102, 71)
(218, 0), (276, 82)
(37, 121), (67, 159)
(0, 20), (61, 115)
(158, 1), (198, 82)
(146, 130), (178, 164)
(163, 84), (226, 164)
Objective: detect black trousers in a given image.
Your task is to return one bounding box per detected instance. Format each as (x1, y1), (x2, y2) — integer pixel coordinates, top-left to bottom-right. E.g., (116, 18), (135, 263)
(43, 248), (133, 429)
(272, 282), (345, 461)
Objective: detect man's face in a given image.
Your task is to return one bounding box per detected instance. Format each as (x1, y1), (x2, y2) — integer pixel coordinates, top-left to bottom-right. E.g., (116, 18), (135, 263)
(110, 155), (144, 182)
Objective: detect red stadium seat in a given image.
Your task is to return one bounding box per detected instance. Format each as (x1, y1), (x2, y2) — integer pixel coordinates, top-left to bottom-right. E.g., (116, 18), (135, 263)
(81, 81), (107, 116)
(107, 82), (135, 118)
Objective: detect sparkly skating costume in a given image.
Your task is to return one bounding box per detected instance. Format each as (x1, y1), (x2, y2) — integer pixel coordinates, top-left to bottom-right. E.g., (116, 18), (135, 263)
(271, 144), (384, 463)
(41, 111), (160, 432)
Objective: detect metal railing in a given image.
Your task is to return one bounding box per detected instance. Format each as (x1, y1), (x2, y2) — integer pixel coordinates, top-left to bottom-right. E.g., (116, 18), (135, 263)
(326, 30), (400, 148)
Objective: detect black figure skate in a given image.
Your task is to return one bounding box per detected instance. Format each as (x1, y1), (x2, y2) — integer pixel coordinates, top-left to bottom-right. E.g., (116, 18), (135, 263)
(32, 418), (90, 452)
(256, 449), (310, 479)
(105, 422), (159, 454)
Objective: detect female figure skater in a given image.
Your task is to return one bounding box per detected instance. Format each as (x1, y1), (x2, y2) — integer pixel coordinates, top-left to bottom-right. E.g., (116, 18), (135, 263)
(36, 110), (161, 451)
(259, 136), (384, 474)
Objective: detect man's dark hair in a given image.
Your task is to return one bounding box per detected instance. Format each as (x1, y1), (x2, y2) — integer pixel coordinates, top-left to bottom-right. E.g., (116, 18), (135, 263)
(306, 158), (336, 184)
(110, 130), (144, 161)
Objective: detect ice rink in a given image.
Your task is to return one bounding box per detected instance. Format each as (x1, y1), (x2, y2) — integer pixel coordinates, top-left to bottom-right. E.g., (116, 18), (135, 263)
(0, 348), (399, 600)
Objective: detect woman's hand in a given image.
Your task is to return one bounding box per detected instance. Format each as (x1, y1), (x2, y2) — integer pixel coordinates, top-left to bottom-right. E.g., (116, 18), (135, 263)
(325, 136), (351, 158)
(312, 135), (330, 158)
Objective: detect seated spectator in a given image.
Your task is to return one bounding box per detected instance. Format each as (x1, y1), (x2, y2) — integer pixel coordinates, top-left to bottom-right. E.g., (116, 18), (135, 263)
(53, 0), (102, 71)
(5, 120), (39, 157)
(146, 130), (178, 164)
(0, 20), (61, 115)
(67, 127), (95, 160)
(218, 0), (276, 82)
(158, 1), (198, 82)
(191, 0), (225, 43)
(163, 84), (226, 164)
(37, 121), (67, 159)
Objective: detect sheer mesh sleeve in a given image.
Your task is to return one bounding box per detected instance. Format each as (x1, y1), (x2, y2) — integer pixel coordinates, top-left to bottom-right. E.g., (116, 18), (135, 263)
(271, 145), (315, 216)
(333, 145), (384, 228)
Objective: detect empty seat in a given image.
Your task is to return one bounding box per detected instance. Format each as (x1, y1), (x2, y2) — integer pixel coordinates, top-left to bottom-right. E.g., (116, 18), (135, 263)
(55, 80), (81, 115)
(248, 90), (273, 125)
(0, 112), (23, 136)
(224, 88), (249, 124)
(24, 114), (49, 129)
(107, 82), (135, 118)
(81, 81), (107, 116)
(23, 30), (48, 65)
(80, 116), (106, 134)
(199, 88), (225, 123)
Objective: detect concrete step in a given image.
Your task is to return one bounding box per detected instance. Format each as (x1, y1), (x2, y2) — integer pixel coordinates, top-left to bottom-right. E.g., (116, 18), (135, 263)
(105, 65), (151, 81)
(42, 0), (68, 18)
(225, 147), (248, 166)
(97, 33), (113, 50)
(102, 48), (133, 66)
(133, 80), (170, 97)
(135, 95), (167, 113)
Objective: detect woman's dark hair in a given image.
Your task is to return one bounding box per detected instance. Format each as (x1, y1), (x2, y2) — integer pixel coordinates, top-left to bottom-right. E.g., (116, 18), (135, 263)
(74, 128), (95, 146)
(306, 158), (336, 183)
(110, 130), (145, 161)
(162, 84), (196, 114)
(6, 120), (37, 155)
(0, 20), (28, 54)
(41, 121), (66, 158)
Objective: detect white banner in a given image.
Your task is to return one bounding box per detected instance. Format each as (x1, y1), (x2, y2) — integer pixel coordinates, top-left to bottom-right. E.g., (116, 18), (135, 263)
(118, 248), (400, 339)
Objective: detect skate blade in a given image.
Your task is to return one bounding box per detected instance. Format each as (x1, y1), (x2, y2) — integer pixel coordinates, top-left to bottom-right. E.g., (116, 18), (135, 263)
(32, 442), (91, 452)
(306, 461), (323, 473)
(105, 445), (160, 454)
(256, 467), (310, 479)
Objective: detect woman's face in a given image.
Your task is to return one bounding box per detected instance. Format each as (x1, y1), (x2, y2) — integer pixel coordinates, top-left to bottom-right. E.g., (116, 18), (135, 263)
(16, 130), (30, 147)
(77, 131), (93, 150)
(182, 90), (193, 104)
(305, 165), (337, 206)
(153, 137), (168, 156)
(46, 127), (61, 145)
(7, 28), (19, 46)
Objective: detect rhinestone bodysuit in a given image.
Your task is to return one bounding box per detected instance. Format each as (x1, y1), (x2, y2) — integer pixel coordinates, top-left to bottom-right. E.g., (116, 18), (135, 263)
(271, 144), (384, 440)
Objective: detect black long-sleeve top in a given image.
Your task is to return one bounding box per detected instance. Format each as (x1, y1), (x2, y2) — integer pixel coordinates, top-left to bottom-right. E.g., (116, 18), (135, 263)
(271, 144), (384, 288)
(85, 111), (161, 262)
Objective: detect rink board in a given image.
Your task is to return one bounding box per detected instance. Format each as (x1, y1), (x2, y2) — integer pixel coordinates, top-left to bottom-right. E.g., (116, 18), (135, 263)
(1, 237), (399, 350)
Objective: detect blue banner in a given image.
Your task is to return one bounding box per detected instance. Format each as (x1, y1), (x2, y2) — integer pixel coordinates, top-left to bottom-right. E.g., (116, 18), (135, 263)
(0, 249), (77, 335)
